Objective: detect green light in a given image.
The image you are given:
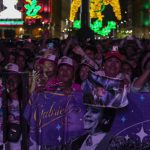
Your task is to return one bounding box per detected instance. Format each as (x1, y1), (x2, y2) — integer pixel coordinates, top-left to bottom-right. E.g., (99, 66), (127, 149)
(144, 3), (149, 9)
(101, 5), (105, 12)
(90, 20), (102, 31)
(24, 0), (41, 17)
(144, 20), (150, 26)
(107, 21), (116, 29)
(73, 19), (116, 36)
(73, 20), (81, 29)
(0, 20), (24, 25)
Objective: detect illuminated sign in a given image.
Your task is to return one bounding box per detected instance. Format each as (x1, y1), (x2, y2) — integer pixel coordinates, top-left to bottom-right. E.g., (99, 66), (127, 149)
(0, 0), (22, 19)
(0, 20), (24, 26)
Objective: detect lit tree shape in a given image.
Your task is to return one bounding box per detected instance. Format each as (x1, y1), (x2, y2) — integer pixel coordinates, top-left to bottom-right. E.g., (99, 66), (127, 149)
(24, 0), (41, 18)
(70, 0), (122, 36)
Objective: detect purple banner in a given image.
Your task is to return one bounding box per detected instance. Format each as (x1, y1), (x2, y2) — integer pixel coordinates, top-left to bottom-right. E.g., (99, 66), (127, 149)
(24, 91), (86, 148)
(112, 92), (150, 144)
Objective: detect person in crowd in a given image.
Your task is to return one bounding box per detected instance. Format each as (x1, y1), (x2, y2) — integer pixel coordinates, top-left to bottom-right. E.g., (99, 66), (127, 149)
(40, 54), (58, 91)
(75, 59), (96, 89)
(122, 61), (134, 84)
(0, 51), (6, 72)
(3, 63), (22, 150)
(72, 45), (129, 90)
(57, 56), (81, 93)
(95, 41), (104, 68)
(98, 49), (123, 78)
(24, 56), (85, 149)
(131, 51), (150, 92)
(43, 39), (60, 57)
(7, 52), (17, 64)
(28, 55), (42, 93)
(83, 45), (96, 61)
(29, 54), (58, 93)
(0, 78), (3, 149)
(80, 59), (95, 81)
(16, 54), (28, 72)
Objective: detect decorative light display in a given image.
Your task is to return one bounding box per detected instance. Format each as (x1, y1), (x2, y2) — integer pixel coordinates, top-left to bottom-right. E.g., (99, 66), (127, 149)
(143, 1), (150, 26)
(70, 0), (122, 36)
(24, 0), (42, 19)
(0, 0), (23, 26)
(90, 0), (105, 21)
(69, 0), (81, 21)
(73, 20), (81, 29)
(73, 19), (116, 36)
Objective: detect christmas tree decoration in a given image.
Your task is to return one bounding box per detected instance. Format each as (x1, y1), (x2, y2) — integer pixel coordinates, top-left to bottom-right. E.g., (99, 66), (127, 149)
(73, 19), (116, 36)
(70, 0), (122, 36)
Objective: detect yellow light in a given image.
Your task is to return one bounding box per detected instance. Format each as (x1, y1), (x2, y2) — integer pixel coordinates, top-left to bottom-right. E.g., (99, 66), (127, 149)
(69, 0), (122, 22)
(69, 0), (81, 22)
(19, 27), (23, 32)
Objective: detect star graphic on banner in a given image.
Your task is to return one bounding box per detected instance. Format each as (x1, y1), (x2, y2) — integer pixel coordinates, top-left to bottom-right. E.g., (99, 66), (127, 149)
(39, 128), (41, 133)
(125, 135), (130, 140)
(121, 116), (126, 123)
(139, 95), (145, 102)
(56, 124), (61, 130)
(57, 136), (62, 142)
(136, 126), (148, 142)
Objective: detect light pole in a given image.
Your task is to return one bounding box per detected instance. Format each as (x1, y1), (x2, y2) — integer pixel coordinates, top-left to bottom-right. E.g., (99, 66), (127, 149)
(77, 0), (94, 40)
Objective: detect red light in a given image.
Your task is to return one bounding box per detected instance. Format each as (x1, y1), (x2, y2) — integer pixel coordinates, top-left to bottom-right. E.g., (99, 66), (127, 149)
(148, 9), (150, 13)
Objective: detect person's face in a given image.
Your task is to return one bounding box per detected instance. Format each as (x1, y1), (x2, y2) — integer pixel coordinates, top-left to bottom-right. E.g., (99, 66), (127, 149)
(95, 52), (102, 60)
(96, 87), (106, 97)
(43, 60), (56, 78)
(58, 65), (74, 83)
(8, 54), (16, 63)
(34, 59), (42, 71)
(18, 51), (25, 57)
(84, 106), (103, 133)
(96, 43), (103, 53)
(122, 63), (132, 76)
(85, 49), (95, 60)
(16, 56), (26, 71)
(6, 75), (20, 92)
(80, 65), (90, 81)
(104, 57), (122, 77)
(126, 47), (135, 58)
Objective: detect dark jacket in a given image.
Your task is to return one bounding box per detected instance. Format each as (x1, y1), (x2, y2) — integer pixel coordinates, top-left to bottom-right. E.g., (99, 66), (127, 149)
(70, 133), (127, 150)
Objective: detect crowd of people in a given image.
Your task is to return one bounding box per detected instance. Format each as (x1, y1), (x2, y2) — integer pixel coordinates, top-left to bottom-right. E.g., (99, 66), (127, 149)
(0, 35), (150, 150)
